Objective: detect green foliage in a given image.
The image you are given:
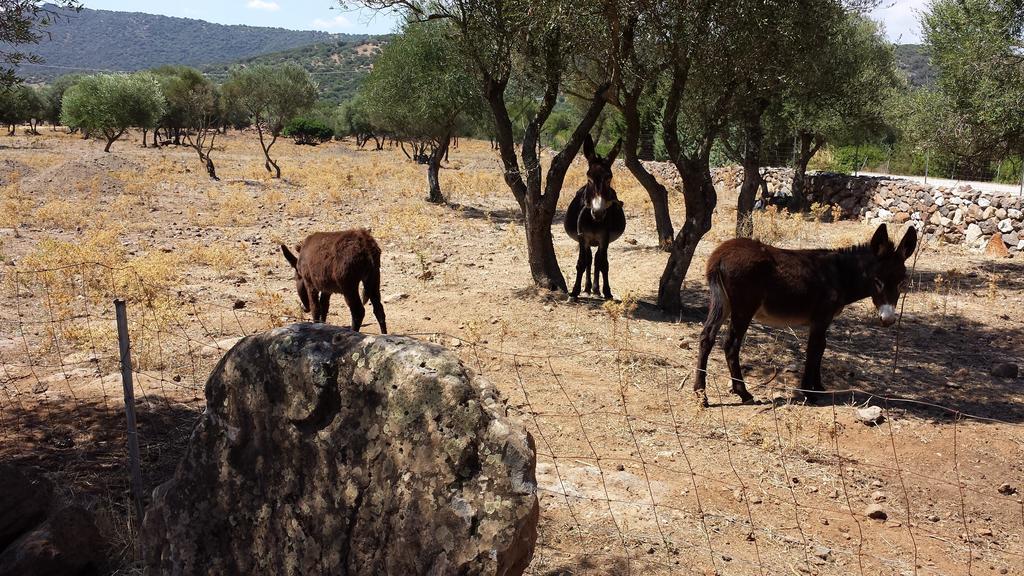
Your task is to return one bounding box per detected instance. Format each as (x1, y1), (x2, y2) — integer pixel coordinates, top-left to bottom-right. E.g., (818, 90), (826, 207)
(223, 63), (317, 137)
(283, 117), (335, 145)
(41, 74), (83, 125)
(151, 66), (217, 132)
(0, 84), (45, 130)
(893, 44), (936, 88)
(60, 72), (167, 150)
(916, 0), (1024, 166)
(783, 14), (901, 154)
(359, 21), (481, 146)
(333, 96), (374, 137)
(1, 1), (81, 87)
(203, 39), (389, 103)
(223, 63), (317, 176)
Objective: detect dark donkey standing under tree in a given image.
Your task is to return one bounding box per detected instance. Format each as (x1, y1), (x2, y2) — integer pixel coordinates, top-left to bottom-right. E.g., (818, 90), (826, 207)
(695, 224), (917, 405)
(281, 229), (387, 333)
(564, 135), (626, 300)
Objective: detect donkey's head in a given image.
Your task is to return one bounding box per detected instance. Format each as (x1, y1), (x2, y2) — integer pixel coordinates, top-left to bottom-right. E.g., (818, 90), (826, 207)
(582, 134), (622, 221)
(867, 224), (917, 326)
(281, 243), (310, 312)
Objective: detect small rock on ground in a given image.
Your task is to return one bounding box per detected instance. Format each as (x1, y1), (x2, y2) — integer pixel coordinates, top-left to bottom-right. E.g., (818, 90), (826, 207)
(991, 362), (1018, 378)
(865, 504), (888, 521)
(856, 406), (884, 425)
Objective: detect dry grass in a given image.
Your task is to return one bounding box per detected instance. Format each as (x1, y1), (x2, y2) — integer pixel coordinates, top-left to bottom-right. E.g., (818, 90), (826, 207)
(1, 130), (1021, 576)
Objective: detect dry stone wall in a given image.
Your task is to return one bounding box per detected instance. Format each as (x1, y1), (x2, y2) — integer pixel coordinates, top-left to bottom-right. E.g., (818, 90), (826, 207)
(637, 162), (1023, 253)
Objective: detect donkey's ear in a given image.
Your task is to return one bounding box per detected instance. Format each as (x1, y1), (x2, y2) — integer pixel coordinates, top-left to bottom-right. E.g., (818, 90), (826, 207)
(897, 226), (918, 261)
(606, 138), (623, 165)
(870, 224), (892, 257)
(583, 133), (596, 162)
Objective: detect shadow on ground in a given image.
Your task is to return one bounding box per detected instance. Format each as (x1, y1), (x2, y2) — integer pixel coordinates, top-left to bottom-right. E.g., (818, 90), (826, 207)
(0, 397), (201, 502)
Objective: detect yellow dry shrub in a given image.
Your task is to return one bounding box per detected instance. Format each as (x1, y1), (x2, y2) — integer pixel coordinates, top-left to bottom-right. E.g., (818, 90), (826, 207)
(185, 242), (247, 278)
(215, 189), (258, 226)
(0, 183), (33, 235)
(34, 199), (92, 230)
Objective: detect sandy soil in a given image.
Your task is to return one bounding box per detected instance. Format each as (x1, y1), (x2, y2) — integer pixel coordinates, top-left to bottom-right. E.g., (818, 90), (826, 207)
(1, 130), (1022, 575)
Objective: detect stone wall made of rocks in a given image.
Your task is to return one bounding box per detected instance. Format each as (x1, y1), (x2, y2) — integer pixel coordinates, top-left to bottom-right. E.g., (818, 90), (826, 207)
(637, 162), (1024, 253)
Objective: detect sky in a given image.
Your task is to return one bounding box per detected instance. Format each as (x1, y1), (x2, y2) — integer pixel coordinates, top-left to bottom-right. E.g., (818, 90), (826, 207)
(871, 0), (930, 43)
(78, 0), (930, 43)
(78, 1), (403, 35)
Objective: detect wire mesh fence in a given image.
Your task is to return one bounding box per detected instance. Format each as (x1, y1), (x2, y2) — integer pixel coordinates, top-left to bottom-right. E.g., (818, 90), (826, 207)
(1, 262), (1021, 575)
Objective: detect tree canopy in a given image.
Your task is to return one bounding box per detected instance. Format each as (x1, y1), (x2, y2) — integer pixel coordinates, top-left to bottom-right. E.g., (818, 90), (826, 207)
(0, 0), (81, 87)
(915, 0), (1024, 173)
(223, 63), (317, 178)
(359, 19), (483, 202)
(60, 72), (167, 152)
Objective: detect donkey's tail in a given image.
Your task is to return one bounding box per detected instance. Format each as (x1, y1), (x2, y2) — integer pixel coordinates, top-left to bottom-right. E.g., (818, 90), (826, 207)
(705, 263), (730, 325)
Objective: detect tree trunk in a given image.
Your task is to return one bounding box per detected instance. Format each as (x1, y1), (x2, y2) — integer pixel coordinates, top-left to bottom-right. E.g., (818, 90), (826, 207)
(103, 128), (124, 153)
(257, 126), (281, 178)
(205, 156), (218, 180)
(524, 203), (566, 291)
(658, 158), (717, 312)
(736, 133), (763, 237)
(790, 131), (822, 213)
(426, 133), (450, 204)
(621, 92), (674, 248)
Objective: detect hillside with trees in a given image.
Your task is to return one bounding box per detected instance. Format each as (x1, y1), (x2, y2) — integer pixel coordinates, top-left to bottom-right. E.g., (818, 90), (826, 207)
(894, 44), (936, 87)
(202, 38), (389, 103)
(13, 4), (350, 81)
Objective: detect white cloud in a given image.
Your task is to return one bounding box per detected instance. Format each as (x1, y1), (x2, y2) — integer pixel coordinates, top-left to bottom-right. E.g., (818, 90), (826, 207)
(312, 15), (353, 30)
(246, 0), (280, 12)
(870, 0), (929, 44)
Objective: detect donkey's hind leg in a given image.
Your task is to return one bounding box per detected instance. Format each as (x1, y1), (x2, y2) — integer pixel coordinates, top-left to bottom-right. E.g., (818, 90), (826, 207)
(722, 314), (756, 404)
(363, 271), (387, 334)
(318, 292), (331, 324)
(695, 315), (724, 406)
(342, 286), (365, 332)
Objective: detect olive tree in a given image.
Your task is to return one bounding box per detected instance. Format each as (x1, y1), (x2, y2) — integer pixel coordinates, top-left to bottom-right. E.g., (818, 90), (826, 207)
(0, 84), (44, 135)
(348, 0), (614, 292)
(0, 0), (81, 88)
(41, 74), (82, 129)
(223, 64), (317, 178)
(784, 15), (899, 212)
(60, 73), (167, 152)
(360, 20), (482, 203)
(915, 0), (1024, 175)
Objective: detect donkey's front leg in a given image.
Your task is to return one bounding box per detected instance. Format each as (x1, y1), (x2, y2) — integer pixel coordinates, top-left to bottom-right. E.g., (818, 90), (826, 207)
(801, 321), (829, 401)
(570, 242), (591, 300)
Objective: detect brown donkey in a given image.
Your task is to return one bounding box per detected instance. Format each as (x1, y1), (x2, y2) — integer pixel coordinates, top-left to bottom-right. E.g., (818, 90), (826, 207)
(281, 229), (387, 333)
(694, 224), (917, 405)
(564, 134), (626, 300)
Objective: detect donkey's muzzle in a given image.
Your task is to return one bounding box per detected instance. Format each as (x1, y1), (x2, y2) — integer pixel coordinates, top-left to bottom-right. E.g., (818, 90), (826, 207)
(878, 304), (897, 327)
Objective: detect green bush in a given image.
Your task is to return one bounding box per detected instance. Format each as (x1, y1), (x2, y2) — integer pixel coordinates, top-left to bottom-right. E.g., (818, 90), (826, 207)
(284, 117), (335, 145)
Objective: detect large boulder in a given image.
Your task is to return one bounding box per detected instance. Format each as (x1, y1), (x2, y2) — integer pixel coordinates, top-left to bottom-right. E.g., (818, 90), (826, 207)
(142, 324), (539, 576)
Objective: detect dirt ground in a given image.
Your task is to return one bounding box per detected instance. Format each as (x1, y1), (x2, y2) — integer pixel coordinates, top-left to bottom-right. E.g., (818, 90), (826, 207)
(1, 130), (1022, 575)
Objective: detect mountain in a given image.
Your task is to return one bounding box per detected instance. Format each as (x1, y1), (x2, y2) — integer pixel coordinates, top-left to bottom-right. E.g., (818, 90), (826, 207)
(201, 38), (389, 103)
(894, 44), (936, 88)
(15, 5), (348, 82)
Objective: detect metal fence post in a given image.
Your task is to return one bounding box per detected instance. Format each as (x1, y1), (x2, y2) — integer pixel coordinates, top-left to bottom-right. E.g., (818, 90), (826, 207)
(114, 299), (145, 532)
